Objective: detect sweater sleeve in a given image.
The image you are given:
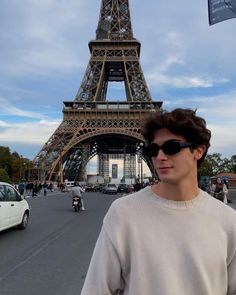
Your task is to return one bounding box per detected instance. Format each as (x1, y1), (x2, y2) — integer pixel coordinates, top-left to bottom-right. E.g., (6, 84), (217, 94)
(228, 257), (236, 294)
(228, 238), (236, 294)
(81, 224), (125, 294)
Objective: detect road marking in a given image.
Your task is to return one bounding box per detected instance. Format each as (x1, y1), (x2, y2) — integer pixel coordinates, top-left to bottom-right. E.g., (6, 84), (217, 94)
(0, 230), (65, 282)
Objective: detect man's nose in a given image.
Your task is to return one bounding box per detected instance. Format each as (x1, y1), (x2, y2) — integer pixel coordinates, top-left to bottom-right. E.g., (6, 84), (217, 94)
(155, 149), (168, 160)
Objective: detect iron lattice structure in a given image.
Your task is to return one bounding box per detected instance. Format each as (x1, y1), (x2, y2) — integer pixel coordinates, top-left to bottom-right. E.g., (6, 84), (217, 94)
(33, 0), (162, 182)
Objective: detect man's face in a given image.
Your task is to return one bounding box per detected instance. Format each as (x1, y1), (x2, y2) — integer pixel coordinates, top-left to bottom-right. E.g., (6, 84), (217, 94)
(151, 128), (204, 184)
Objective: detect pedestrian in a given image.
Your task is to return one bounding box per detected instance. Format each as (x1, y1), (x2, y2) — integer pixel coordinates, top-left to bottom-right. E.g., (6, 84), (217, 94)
(18, 180), (25, 196)
(200, 177), (211, 193)
(48, 182), (53, 192)
(133, 180), (141, 192)
(38, 182), (42, 194)
(71, 183), (85, 210)
(81, 108), (236, 295)
(223, 178), (232, 203)
(32, 181), (37, 197)
(43, 182), (48, 196)
(211, 177), (228, 203)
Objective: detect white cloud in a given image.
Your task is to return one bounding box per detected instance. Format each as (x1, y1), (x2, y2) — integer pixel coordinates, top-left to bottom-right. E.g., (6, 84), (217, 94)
(0, 96), (46, 119)
(0, 0), (97, 77)
(209, 124), (236, 157)
(197, 91), (236, 119)
(0, 119), (60, 144)
(0, 120), (9, 127)
(147, 72), (229, 89)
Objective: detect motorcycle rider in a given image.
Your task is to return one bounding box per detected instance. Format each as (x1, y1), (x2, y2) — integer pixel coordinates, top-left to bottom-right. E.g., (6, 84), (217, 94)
(71, 183), (85, 210)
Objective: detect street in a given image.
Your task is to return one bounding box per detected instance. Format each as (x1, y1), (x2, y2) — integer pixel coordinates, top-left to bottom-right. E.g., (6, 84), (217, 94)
(0, 191), (120, 295)
(0, 189), (236, 295)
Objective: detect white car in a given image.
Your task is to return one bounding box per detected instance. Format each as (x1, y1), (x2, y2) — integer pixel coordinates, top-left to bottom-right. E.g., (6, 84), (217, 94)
(103, 184), (118, 194)
(0, 182), (30, 232)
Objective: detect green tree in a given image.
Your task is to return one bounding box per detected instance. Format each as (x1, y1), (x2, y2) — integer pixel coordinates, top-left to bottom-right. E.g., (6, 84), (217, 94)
(0, 146), (34, 182)
(228, 155), (236, 173)
(0, 168), (11, 182)
(205, 153), (231, 175)
(0, 146), (13, 178)
(198, 158), (214, 177)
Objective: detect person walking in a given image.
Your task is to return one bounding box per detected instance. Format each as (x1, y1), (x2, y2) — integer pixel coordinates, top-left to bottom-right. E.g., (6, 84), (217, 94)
(81, 108), (236, 295)
(133, 180), (142, 192)
(18, 180), (25, 196)
(32, 181), (37, 197)
(200, 177), (211, 193)
(43, 182), (48, 196)
(211, 177), (228, 203)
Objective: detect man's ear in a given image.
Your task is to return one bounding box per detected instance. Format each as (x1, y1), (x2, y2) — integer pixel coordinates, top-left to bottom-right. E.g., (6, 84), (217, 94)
(194, 145), (206, 160)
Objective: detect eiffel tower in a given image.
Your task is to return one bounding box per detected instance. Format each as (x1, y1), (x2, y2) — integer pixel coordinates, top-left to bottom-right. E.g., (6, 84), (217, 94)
(33, 0), (162, 183)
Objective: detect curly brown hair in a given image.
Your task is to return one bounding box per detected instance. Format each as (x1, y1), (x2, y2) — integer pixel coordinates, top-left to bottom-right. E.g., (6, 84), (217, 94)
(141, 108), (211, 166)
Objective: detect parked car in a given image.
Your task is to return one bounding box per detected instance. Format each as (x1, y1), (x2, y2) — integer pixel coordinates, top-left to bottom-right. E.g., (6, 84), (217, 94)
(0, 182), (30, 232)
(85, 184), (94, 192)
(103, 183), (118, 194)
(117, 183), (129, 193)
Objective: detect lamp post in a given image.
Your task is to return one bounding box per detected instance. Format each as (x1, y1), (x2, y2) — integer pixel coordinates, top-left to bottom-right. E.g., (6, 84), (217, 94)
(59, 150), (63, 184)
(54, 136), (64, 184)
(138, 142), (144, 185)
(23, 162), (26, 181)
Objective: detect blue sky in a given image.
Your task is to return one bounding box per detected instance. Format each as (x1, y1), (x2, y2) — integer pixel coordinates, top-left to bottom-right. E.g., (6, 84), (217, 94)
(0, 0), (236, 160)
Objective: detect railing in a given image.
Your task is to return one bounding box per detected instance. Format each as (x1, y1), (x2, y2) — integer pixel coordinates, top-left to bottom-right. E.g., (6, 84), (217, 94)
(63, 100), (162, 111)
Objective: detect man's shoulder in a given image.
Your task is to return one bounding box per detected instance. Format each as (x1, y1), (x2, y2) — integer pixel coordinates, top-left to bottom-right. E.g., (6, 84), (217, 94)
(204, 191), (236, 219)
(110, 186), (152, 212)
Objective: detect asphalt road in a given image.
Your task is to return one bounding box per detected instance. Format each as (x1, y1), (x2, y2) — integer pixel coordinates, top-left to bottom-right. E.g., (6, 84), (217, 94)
(0, 191), (120, 295)
(228, 189), (236, 210)
(0, 189), (236, 295)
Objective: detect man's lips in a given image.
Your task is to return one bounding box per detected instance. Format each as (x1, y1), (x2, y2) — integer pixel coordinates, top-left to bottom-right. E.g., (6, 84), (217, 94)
(157, 166), (173, 171)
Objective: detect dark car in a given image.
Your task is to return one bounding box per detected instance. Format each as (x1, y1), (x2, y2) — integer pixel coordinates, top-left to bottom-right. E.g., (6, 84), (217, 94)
(117, 184), (129, 193)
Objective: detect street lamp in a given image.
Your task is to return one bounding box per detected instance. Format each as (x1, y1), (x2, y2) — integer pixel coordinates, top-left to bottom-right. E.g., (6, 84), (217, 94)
(140, 142), (144, 185)
(59, 150), (63, 183)
(22, 162), (26, 181)
(54, 135), (64, 183)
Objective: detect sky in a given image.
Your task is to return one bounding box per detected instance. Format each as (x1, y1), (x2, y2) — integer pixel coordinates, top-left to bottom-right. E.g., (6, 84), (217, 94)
(0, 0), (236, 164)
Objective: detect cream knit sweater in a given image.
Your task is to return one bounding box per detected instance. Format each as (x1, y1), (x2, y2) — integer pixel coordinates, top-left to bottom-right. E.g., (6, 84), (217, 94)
(81, 187), (236, 295)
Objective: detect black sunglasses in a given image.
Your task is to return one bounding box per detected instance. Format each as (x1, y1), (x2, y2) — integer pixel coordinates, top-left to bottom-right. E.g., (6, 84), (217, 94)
(142, 140), (193, 157)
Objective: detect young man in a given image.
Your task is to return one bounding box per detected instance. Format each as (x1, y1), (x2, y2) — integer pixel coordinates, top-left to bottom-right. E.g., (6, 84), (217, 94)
(81, 108), (236, 295)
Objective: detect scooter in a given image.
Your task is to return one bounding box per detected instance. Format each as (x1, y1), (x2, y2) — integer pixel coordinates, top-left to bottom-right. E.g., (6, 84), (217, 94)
(72, 196), (82, 212)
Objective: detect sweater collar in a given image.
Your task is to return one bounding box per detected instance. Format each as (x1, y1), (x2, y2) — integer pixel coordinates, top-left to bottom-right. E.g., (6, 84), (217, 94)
(145, 186), (206, 210)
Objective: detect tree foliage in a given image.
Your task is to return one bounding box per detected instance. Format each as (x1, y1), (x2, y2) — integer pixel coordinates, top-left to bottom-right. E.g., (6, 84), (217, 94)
(199, 153), (236, 177)
(0, 146), (33, 183)
(0, 168), (11, 183)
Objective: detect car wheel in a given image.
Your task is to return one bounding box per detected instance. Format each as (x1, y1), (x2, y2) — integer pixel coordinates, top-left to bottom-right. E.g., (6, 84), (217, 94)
(18, 212), (29, 230)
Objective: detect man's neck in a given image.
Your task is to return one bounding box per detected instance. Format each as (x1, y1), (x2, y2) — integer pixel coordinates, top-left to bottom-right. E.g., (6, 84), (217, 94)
(152, 180), (200, 201)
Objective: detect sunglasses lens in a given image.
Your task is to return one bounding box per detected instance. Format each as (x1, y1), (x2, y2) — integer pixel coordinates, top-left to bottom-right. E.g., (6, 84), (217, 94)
(162, 141), (181, 155)
(143, 143), (159, 157)
(143, 141), (192, 157)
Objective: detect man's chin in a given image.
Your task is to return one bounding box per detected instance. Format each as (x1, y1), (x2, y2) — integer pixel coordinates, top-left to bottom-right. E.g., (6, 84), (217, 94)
(158, 176), (177, 185)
